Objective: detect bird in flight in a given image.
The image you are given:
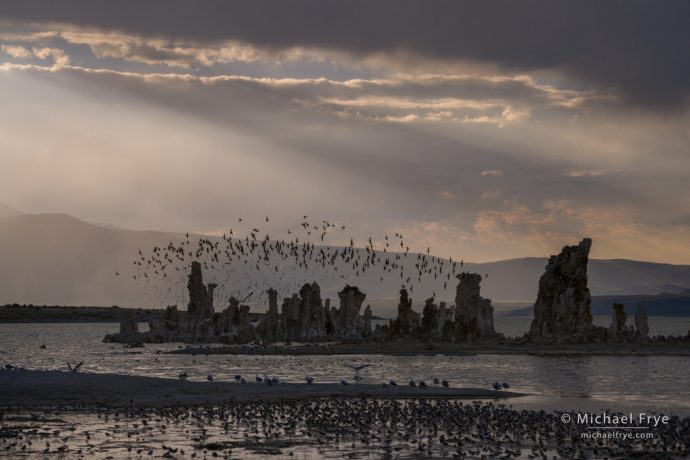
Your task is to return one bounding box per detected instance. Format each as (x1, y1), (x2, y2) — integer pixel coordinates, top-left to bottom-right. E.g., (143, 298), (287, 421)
(345, 364), (371, 372)
(67, 361), (84, 373)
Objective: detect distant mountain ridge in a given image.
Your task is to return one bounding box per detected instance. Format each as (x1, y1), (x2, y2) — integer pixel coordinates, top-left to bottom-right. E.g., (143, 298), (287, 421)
(0, 202), (23, 218)
(0, 213), (689, 316)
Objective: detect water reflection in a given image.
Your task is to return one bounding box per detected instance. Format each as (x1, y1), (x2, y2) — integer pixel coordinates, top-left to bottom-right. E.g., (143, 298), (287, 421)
(1, 323), (689, 415)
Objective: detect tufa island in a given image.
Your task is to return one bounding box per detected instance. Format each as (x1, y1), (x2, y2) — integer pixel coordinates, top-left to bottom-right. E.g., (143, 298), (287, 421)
(106, 238), (684, 347)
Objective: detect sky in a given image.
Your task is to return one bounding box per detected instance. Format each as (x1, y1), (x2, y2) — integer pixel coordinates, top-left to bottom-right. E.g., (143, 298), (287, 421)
(1, 1), (689, 264)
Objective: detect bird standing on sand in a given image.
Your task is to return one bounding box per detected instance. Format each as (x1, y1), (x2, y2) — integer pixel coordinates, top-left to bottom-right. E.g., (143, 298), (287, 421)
(306, 375), (314, 385)
(178, 372), (188, 380)
(492, 381), (502, 390)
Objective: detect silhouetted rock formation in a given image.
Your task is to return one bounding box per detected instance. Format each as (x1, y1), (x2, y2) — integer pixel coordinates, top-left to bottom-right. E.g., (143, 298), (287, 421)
(119, 309), (138, 337)
(606, 302), (652, 342)
(454, 273), (496, 341)
(106, 263), (372, 344)
(281, 293), (302, 340)
(256, 288), (282, 340)
(608, 303), (631, 341)
(384, 274), (497, 342)
(101, 309), (143, 344)
(107, 243), (680, 347)
(388, 289), (421, 338)
(528, 238), (606, 342)
(421, 297), (439, 340)
(363, 305), (373, 337)
(635, 303), (650, 340)
(216, 297), (256, 343)
(277, 282), (327, 341)
(187, 261), (214, 318)
(302, 283), (327, 339)
(336, 285), (368, 338)
(435, 302), (455, 341)
(183, 261), (217, 339)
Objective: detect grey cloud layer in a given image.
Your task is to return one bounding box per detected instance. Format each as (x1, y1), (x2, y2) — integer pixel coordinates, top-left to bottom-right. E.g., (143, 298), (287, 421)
(2, 64), (684, 243)
(1, 0), (690, 264)
(2, 0), (689, 108)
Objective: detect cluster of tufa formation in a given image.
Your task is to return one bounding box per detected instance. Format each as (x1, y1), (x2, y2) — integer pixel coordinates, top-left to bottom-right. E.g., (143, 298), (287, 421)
(266, 282), (370, 342)
(383, 273), (500, 342)
(608, 302), (649, 342)
(106, 237), (665, 347)
(106, 260), (500, 345)
(453, 273), (496, 341)
(105, 261), (371, 344)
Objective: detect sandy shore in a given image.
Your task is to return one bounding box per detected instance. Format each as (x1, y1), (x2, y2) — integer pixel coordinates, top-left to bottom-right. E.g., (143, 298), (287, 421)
(0, 370), (525, 408)
(168, 340), (690, 356)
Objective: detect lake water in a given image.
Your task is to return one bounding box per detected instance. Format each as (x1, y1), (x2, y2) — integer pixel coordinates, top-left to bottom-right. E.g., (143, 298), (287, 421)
(498, 315), (690, 338)
(2, 322), (690, 416)
(375, 315), (690, 338)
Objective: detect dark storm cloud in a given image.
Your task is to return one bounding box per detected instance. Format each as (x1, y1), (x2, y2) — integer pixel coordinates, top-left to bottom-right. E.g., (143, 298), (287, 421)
(2, 0), (689, 109)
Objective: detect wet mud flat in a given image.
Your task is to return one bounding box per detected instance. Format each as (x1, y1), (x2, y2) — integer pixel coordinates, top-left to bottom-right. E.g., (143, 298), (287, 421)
(0, 370), (522, 407)
(1, 370), (689, 459)
(2, 399), (689, 459)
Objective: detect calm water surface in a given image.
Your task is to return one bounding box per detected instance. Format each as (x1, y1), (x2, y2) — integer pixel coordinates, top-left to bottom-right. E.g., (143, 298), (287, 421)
(494, 315), (690, 339)
(1, 321), (689, 416)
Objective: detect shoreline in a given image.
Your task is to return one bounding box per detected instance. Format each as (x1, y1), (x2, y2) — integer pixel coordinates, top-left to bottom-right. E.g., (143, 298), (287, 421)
(0, 370), (526, 408)
(168, 340), (690, 357)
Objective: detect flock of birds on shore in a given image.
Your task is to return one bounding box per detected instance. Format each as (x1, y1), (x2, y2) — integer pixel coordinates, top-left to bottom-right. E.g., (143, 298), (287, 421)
(2, 400), (688, 458)
(121, 215), (477, 308)
(174, 363), (513, 392)
(6, 360), (512, 393)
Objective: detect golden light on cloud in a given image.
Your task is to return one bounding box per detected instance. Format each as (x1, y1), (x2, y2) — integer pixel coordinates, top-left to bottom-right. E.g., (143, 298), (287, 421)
(0, 6), (688, 267)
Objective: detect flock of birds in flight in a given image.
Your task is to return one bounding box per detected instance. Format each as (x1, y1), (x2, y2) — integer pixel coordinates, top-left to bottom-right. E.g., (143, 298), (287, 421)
(119, 215), (482, 308)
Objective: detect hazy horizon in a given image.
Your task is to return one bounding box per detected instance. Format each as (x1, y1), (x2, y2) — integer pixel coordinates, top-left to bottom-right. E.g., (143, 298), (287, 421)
(5, 205), (690, 267)
(2, 210), (690, 311)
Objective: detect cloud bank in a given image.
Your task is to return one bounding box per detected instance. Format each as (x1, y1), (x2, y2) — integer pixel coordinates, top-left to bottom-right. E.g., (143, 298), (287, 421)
(2, 0), (689, 108)
(0, 2), (689, 264)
